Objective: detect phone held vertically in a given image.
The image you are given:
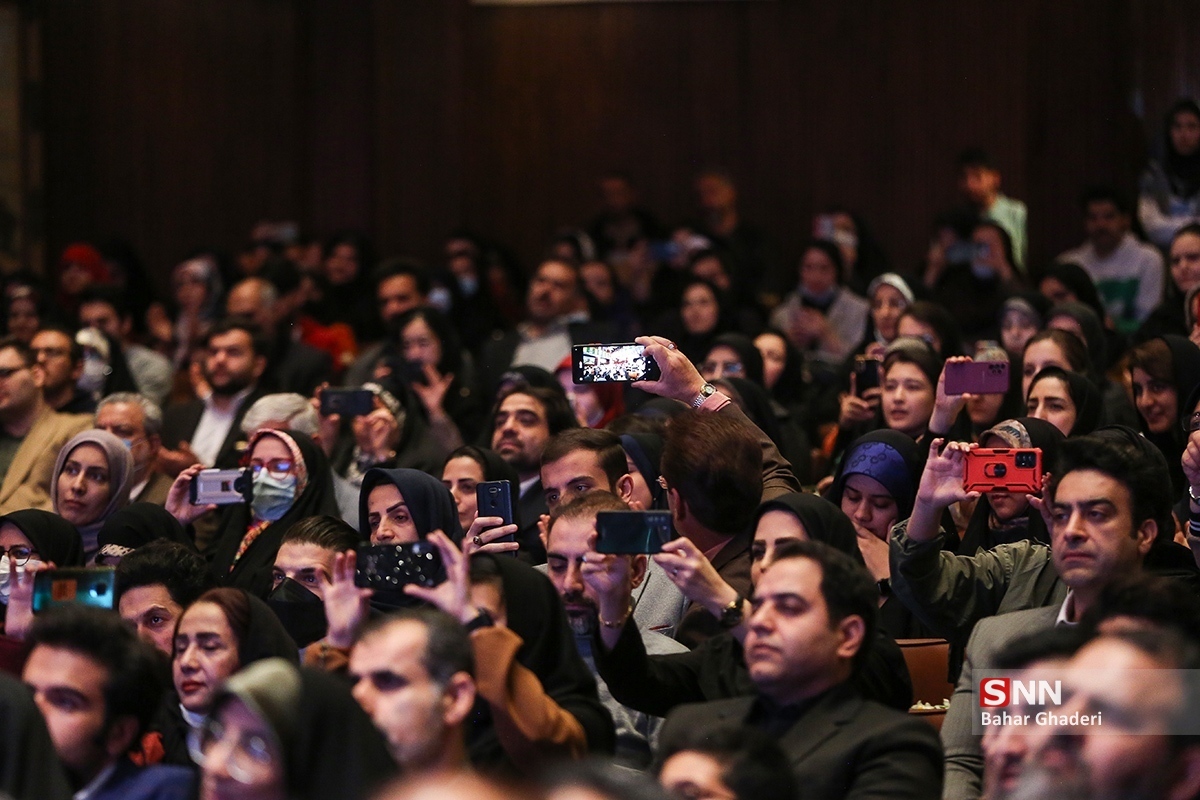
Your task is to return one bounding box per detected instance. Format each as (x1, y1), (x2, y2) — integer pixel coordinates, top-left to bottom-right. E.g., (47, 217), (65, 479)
(190, 468), (252, 506)
(32, 567), (116, 613)
(854, 355), (882, 395)
(476, 480), (515, 528)
(944, 361), (1010, 396)
(595, 510), (676, 555)
(572, 343), (662, 384)
(319, 388), (376, 417)
(963, 448), (1042, 494)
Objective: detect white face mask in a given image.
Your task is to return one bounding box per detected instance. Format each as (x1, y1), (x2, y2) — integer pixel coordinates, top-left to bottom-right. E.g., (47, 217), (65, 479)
(0, 555), (44, 604)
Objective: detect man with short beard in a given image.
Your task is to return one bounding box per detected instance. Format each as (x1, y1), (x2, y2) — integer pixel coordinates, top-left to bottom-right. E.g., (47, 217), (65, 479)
(544, 491), (687, 769)
(489, 383), (578, 563)
(158, 318), (269, 475)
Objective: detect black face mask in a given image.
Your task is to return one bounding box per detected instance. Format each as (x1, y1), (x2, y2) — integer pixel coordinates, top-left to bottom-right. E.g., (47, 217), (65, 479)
(266, 577), (327, 648)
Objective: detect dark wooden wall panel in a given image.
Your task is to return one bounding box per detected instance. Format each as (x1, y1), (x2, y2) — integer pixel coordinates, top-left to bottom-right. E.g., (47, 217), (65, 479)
(41, 0), (305, 280)
(35, 0), (1200, 301)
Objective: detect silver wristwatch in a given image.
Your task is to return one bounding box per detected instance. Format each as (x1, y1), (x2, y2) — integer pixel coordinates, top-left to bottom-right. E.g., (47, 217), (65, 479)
(690, 383), (717, 408)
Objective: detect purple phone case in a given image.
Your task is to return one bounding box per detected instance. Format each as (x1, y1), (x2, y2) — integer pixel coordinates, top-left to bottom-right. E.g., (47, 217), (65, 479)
(944, 361), (1009, 395)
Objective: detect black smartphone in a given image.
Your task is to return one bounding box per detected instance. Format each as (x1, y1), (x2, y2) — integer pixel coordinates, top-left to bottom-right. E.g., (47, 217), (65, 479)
(32, 567), (116, 613)
(190, 468), (252, 505)
(595, 510), (676, 555)
(355, 542), (447, 594)
(854, 355), (882, 395)
(320, 388), (375, 417)
(476, 480), (515, 527)
(572, 343), (662, 384)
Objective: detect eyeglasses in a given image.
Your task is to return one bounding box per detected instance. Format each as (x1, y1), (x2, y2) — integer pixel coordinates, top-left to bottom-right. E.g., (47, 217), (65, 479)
(250, 458), (295, 479)
(187, 717), (277, 785)
(1, 545), (35, 565)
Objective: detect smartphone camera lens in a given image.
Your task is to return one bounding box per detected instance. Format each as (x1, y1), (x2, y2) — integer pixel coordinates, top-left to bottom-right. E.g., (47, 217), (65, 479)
(1016, 453), (1036, 468)
(991, 463), (1007, 477)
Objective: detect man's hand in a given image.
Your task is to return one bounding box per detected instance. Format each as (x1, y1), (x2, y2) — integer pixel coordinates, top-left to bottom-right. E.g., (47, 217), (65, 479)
(654, 537), (739, 618)
(165, 464), (217, 526)
(634, 335), (706, 405)
(1183, 431), (1200, 506)
(580, 546), (633, 626)
(324, 550), (372, 649)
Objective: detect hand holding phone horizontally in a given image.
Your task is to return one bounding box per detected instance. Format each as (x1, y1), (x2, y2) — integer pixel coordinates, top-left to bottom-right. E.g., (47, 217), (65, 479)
(963, 448), (1042, 494)
(32, 567), (116, 613)
(595, 510), (676, 554)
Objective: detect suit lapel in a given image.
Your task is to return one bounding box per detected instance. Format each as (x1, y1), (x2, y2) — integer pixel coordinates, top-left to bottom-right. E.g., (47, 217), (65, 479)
(775, 685), (861, 766)
(0, 408), (52, 503)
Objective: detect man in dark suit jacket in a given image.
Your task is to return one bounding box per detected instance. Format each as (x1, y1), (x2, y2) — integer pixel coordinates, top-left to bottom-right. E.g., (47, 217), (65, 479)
(158, 319), (269, 475)
(22, 606), (196, 800)
(657, 540), (942, 800)
(478, 258), (617, 396)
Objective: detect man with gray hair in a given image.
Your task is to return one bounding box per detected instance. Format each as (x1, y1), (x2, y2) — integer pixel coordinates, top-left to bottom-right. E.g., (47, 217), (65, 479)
(95, 392), (171, 505)
(226, 276), (332, 395)
(239, 392), (321, 438)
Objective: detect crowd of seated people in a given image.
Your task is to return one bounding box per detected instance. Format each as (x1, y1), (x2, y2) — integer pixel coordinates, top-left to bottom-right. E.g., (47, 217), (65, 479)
(4, 112), (1200, 800)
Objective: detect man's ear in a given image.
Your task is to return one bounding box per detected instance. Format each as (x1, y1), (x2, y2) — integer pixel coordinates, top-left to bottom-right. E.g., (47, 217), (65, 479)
(1135, 518), (1158, 556)
(630, 554), (648, 589)
(615, 473), (634, 504)
(103, 715), (140, 760)
(441, 672), (477, 728)
(835, 615), (866, 663)
(252, 354), (268, 381)
(668, 487), (687, 526)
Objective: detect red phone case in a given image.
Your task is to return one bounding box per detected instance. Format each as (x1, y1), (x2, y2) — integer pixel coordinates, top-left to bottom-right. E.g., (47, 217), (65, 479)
(963, 448), (1042, 494)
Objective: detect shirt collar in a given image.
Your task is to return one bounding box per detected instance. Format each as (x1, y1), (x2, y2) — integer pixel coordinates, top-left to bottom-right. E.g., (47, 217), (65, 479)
(1055, 591), (1079, 626)
(73, 761), (119, 800)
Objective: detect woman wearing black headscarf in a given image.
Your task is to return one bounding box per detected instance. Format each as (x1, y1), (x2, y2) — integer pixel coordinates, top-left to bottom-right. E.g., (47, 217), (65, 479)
(154, 586), (299, 767)
(1139, 98), (1200, 250)
(321, 468), (612, 771)
(169, 429), (337, 598)
(715, 376), (812, 483)
(620, 433), (666, 511)
(440, 445), (521, 542)
(95, 502), (195, 565)
(957, 418), (1065, 556)
(1128, 335), (1200, 495)
(1025, 367), (1102, 437)
(0, 510), (84, 666)
(195, 658), (396, 800)
(1045, 301), (1138, 426)
(589, 492), (913, 719)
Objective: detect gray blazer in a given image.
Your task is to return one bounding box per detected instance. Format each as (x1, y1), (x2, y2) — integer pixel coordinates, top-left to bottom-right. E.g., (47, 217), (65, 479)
(941, 604), (1062, 800)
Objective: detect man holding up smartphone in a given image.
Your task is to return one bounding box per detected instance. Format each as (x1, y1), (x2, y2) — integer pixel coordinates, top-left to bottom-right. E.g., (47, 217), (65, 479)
(544, 491), (687, 768)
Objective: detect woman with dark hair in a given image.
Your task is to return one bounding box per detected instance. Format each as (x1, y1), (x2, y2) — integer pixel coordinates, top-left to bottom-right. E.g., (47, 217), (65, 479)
(652, 278), (746, 365)
(1038, 261), (1107, 323)
(0, 510), (84, 658)
(50, 429), (134, 562)
(555, 356), (625, 430)
(95, 502), (195, 565)
(813, 208), (890, 294)
(1044, 302), (1138, 426)
(377, 306), (485, 449)
(1128, 334), (1200, 495)
(998, 292), (1049, 362)
(159, 587), (299, 766)
(769, 240), (870, 372)
(926, 220), (1021, 343)
(319, 469), (614, 771)
(1025, 367), (1102, 437)
(147, 253), (226, 370)
(1141, 223), (1200, 340)
(897, 300), (964, 358)
(714, 377), (812, 483)
(440, 446), (521, 550)
(169, 429), (338, 598)
(956, 418), (1065, 555)
(1019, 328), (1092, 399)
(306, 230), (380, 344)
(1139, 98), (1200, 249)
(192, 658), (396, 800)
(700, 332), (764, 385)
(1, 275), (48, 342)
